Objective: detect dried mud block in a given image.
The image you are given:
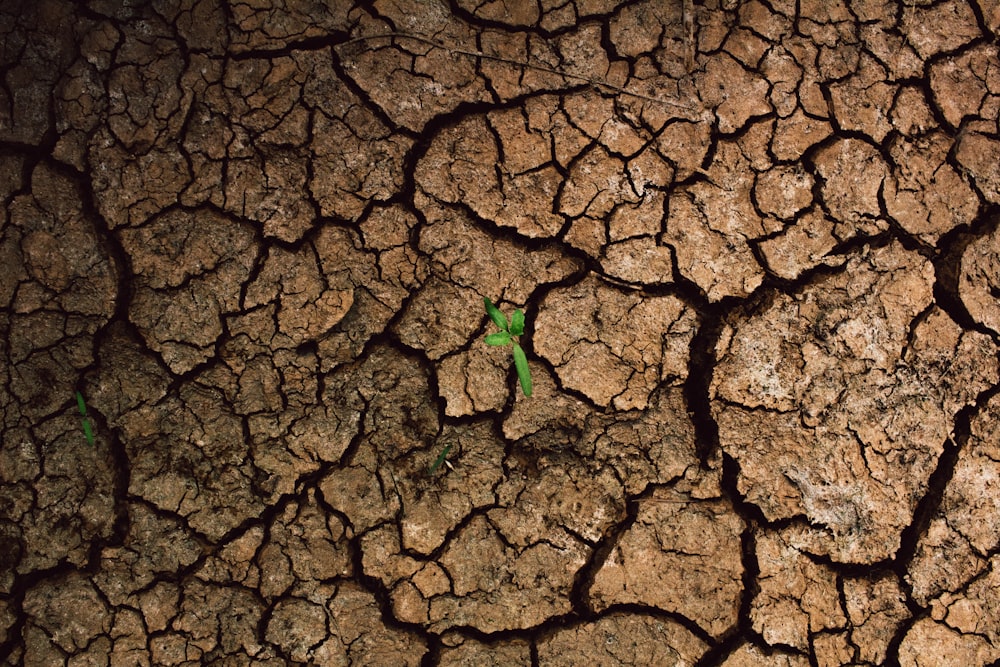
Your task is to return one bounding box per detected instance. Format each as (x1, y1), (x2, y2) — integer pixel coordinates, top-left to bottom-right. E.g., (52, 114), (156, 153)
(561, 144), (640, 221)
(265, 596), (330, 662)
(225, 150), (316, 242)
(898, 615), (1000, 667)
(828, 53), (895, 142)
(93, 503), (201, 606)
(315, 219), (427, 368)
(364, 459), (619, 632)
(590, 388), (701, 494)
(119, 208), (256, 291)
(535, 274), (697, 410)
(411, 206), (577, 385)
(198, 334), (355, 500)
(9, 162), (117, 312)
(665, 138), (773, 301)
(885, 132), (978, 243)
(771, 108), (833, 161)
(243, 244), (355, 352)
(429, 514), (589, 633)
(21, 573), (111, 665)
(196, 524), (266, 591)
(955, 132), (1000, 204)
(339, 15), (489, 132)
(122, 384), (263, 542)
(228, 0), (352, 52)
(506, 381), (701, 494)
(418, 205), (579, 305)
(923, 555), (1000, 655)
(536, 612), (709, 666)
(757, 209), (841, 281)
(908, 393), (1000, 605)
(311, 98), (413, 222)
(182, 51), (343, 241)
(602, 233), (677, 285)
(318, 347), (438, 529)
(959, 221), (1000, 335)
(842, 573), (910, 665)
(53, 56), (108, 170)
(488, 463), (625, 548)
(753, 164), (815, 222)
(85, 322), (170, 426)
(929, 43), (1000, 132)
(396, 422), (505, 554)
(751, 529), (845, 651)
(322, 582), (427, 665)
(590, 488), (744, 639)
(890, 85), (937, 138)
(712, 242), (998, 563)
(392, 277), (484, 360)
(901, 0), (983, 62)
(438, 346), (510, 415)
(0, 0), (77, 145)
(813, 137), (889, 239)
(417, 113), (564, 238)
(146, 579), (264, 662)
(720, 642), (810, 666)
(254, 491), (353, 599)
(696, 52), (771, 133)
(7, 424), (115, 574)
(438, 636), (531, 665)
(123, 209), (256, 375)
(89, 132), (192, 228)
(457, 0), (540, 24)
(6, 163), (117, 416)
(0, 598), (13, 647)
(106, 13), (189, 153)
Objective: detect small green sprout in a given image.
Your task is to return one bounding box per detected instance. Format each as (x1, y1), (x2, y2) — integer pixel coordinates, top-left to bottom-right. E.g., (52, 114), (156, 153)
(427, 443), (453, 475)
(75, 391), (95, 446)
(483, 297), (533, 397)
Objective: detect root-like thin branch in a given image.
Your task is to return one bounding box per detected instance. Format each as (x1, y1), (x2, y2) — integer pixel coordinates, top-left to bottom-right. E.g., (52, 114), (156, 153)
(335, 31), (701, 112)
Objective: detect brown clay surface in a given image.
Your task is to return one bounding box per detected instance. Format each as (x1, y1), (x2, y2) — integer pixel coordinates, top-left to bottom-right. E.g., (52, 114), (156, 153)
(2, 0), (1000, 665)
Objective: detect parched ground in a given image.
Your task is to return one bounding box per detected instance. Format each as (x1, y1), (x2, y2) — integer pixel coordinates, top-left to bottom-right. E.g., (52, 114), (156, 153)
(2, 0), (1000, 665)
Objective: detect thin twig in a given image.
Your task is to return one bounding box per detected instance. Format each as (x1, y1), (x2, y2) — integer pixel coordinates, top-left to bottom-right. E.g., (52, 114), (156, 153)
(336, 31), (699, 112)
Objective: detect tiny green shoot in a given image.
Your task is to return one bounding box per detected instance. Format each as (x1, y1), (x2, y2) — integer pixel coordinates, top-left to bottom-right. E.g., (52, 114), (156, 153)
(427, 443), (453, 475)
(75, 391), (95, 446)
(484, 297), (533, 397)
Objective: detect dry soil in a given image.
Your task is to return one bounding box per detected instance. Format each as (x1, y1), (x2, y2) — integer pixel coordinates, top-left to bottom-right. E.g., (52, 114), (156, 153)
(2, 0), (1000, 665)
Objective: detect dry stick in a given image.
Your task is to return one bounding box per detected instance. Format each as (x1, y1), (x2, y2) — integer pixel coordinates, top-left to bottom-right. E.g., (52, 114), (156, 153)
(336, 31), (700, 112)
(683, 0), (696, 71)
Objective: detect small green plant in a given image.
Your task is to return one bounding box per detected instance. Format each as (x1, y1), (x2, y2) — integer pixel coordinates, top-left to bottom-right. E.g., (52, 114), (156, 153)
(75, 391), (95, 446)
(483, 297), (532, 397)
(426, 443), (453, 475)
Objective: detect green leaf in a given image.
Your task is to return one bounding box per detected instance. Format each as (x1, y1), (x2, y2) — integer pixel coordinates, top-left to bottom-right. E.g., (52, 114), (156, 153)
(512, 343), (532, 397)
(427, 443), (452, 475)
(75, 391), (87, 416)
(510, 309), (525, 336)
(485, 331), (512, 346)
(82, 418), (95, 446)
(484, 297), (509, 331)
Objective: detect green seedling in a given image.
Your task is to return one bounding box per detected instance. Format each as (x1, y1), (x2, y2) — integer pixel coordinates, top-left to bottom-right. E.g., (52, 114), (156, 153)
(483, 297), (532, 397)
(427, 443), (453, 475)
(75, 391), (95, 446)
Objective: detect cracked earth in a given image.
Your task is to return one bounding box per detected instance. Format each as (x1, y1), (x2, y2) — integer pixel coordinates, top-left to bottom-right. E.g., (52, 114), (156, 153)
(2, 0), (1000, 665)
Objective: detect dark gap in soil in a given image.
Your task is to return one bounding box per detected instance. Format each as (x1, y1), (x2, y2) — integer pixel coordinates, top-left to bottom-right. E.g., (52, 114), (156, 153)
(895, 383), (1000, 572)
(568, 490), (642, 618)
(692, 453), (767, 666)
(933, 208), (1000, 338)
(685, 304), (724, 465)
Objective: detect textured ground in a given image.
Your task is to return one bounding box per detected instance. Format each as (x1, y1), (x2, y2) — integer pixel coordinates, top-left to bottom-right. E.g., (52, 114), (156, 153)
(2, 0), (1000, 665)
